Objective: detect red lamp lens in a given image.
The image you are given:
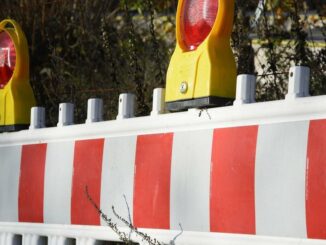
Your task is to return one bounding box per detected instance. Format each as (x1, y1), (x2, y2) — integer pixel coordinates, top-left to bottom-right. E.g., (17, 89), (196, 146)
(181, 0), (218, 51)
(0, 31), (16, 89)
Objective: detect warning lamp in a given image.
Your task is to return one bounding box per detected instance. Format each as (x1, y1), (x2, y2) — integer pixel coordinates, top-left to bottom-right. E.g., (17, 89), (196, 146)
(165, 0), (237, 111)
(0, 19), (35, 132)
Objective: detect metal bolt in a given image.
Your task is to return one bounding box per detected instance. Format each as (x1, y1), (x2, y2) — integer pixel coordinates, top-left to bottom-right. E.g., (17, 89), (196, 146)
(180, 81), (188, 94)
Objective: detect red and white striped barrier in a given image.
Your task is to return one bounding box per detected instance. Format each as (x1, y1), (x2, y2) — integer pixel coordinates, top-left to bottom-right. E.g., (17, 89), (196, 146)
(1, 68), (326, 244)
(1, 115), (326, 241)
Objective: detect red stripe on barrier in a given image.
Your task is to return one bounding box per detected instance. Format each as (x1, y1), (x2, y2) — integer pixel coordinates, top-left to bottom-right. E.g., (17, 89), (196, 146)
(210, 126), (258, 234)
(133, 133), (173, 229)
(71, 139), (104, 225)
(306, 119), (326, 239)
(19, 144), (47, 222)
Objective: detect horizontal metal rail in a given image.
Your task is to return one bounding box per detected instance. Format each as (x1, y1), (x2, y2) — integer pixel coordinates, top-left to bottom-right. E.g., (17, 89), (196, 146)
(0, 222), (326, 245)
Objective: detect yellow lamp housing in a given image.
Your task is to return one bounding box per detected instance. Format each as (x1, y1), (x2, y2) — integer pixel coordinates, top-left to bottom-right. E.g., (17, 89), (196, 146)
(0, 19), (35, 132)
(165, 0), (237, 111)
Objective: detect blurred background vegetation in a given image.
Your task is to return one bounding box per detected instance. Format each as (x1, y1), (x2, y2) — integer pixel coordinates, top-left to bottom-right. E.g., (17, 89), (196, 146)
(0, 0), (325, 125)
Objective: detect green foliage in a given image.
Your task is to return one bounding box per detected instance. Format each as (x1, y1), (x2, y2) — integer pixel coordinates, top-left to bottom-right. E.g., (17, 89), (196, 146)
(234, 0), (325, 101)
(0, 0), (174, 125)
(0, 0), (324, 125)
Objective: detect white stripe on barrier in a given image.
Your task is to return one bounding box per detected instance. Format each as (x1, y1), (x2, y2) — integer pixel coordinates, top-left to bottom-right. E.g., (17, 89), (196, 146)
(44, 141), (75, 224)
(100, 136), (137, 226)
(170, 130), (213, 231)
(255, 122), (309, 237)
(0, 146), (21, 222)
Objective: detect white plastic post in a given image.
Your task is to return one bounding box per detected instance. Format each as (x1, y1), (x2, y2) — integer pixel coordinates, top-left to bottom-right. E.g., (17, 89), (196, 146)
(29, 107), (45, 129)
(57, 103), (74, 127)
(233, 74), (256, 106)
(76, 238), (97, 245)
(48, 236), (75, 245)
(85, 98), (103, 124)
(23, 234), (47, 245)
(0, 233), (21, 245)
(151, 88), (166, 116)
(286, 66), (310, 100)
(116, 93), (135, 120)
